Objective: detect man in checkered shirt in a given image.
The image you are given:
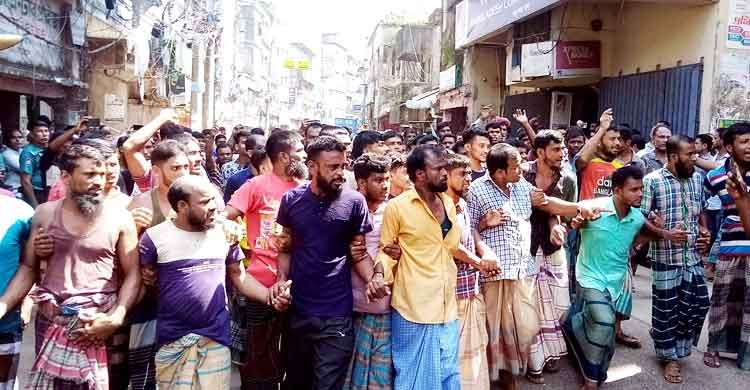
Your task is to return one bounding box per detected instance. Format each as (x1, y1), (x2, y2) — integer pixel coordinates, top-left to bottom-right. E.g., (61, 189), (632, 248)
(467, 143), (600, 388)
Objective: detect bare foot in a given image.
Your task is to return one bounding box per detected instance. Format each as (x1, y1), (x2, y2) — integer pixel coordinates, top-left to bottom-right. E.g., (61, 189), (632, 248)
(663, 361), (683, 383)
(703, 351), (721, 368)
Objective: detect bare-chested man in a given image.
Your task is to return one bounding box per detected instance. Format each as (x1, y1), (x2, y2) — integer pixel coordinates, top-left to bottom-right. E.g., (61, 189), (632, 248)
(0, 143), (141, 389)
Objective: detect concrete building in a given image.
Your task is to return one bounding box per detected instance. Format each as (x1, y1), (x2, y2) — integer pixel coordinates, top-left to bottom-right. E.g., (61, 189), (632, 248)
(443, 0), (740, 136)
(320, 33), (365, 129)
(277, 41), (322, 129)
(365, 12), (442, 131)
(0, 0), (88, 131)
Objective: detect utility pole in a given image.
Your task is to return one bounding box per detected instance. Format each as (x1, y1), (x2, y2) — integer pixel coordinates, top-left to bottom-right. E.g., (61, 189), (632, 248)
(202, 40), (214, 129)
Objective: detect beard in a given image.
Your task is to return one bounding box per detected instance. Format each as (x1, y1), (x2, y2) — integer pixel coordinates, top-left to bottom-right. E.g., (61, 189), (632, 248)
(71, 192), (103, 216)
(286, 160), (308, 180)
(187, 211), (213, 230)
(428, 181), (448, 193)
(316, 175), (343, 199)
(675, 162), (694, 178)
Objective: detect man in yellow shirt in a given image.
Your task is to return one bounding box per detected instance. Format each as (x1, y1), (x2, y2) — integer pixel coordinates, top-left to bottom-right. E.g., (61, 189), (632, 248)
(378, 145), (481, 390)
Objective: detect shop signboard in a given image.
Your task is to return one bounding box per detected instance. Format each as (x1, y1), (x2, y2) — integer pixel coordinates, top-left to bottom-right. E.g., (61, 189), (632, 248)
(728, 0), (750, 49)
(455, 0), (561, 49)
(554, 41), (601, 78)
(521, 41), (554, 78)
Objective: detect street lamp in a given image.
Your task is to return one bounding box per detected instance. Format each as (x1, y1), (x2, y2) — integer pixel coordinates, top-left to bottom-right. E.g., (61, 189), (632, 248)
(0, 34), (23, 51)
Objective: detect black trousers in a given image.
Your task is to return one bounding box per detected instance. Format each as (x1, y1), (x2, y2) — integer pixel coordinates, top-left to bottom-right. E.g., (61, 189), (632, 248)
(281, 311), (354, 390)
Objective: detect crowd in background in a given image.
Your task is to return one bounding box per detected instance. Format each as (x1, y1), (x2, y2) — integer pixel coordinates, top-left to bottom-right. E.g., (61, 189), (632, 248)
(0, 106), (749, 390)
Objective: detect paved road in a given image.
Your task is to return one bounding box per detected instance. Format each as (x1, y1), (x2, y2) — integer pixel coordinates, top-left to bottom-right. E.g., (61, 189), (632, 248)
(17, 269), (749, 389)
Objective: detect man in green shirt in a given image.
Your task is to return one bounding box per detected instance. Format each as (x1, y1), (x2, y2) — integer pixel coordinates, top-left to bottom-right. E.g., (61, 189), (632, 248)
(563, 165), (684, 390)
(19, 122), (49, 207)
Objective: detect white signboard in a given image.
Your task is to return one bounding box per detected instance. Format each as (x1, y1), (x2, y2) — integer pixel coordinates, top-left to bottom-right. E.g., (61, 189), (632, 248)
(550, 91), (572, 129)
(104, 94), (125, 121)
(521, 41), (554, 78)
(440, 65), (457, 92)
(728, 0), (750, 49)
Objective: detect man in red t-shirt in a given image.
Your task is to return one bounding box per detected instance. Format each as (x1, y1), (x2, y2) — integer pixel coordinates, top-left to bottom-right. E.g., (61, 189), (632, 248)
(225, 130), (307, 389)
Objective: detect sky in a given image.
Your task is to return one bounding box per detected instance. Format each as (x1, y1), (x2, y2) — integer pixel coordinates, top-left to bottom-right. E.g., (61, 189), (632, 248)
(271, 0), (441, 58)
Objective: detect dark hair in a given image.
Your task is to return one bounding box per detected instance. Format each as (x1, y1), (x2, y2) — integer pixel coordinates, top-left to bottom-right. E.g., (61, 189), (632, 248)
(250, 127), (265, 136)
(215, 134), (227, 142)
(506, 138), (527, 150)
(631, 134), (646, 150)
(612, 164), (644, 189)
(2, 128), (21, 146)
(305, 122), (323, 137)
(616, 126), (632, 142)
(352, 153), (391, 181)
(390, 153), (406, 171)
(250, 148), (269, 173)
(74, 136), (116, 158)
(32, 121), (49, 130)
(533, 130), (564, 152)
(191, 131), (205, 140)
(167, 180), (191, 212)
(58, 143), (104, 173)
(666, 135), (694, 156)
(485, 122), (503, 131)
(651, 124), (671, 137)
(437, 122), (452, 131)
(655, 120), (672, 128)
(462, 128), (490, 145)
(319, 125), (347, 138)
(565, 126), (585, 142)
(723, 122), (750, 146)
(215, 142), (232, 151)
(696, 134), (714, 151)
(79, 126), (120, 144)
(416, 134), (438, 145)
(167, 132), (199, 149)
(306, 135), (346, 161)
(406, 144), (445, 182)
(244, 134), (266, 153)
(266, 130), (301, 162)
(452, 141), (465, 154)
(158, 121), (187, 139)
(380, 130), (402, 142)
(446, 153), (470, 170)
(440, 134), (457, 143)
(486, 143), (519, 176)
(233, 128), (252, 144)
(150, 139), (186, 165)
(351, 131), (381, 160)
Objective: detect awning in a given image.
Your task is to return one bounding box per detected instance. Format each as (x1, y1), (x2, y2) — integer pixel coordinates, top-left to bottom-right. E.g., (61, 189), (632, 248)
(405, 88), (439, 110)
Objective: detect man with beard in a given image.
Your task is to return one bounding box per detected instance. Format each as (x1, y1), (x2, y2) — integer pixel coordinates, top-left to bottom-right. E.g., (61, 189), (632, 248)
(564, 165), (683, 390)
(637, 125), (672, 175)
(462, 128), (491, 181)
(343, 153), (402, 390)
(640, 135), (710, 384)
(225, 130), (307, 390)
(126, 140), (190, 390)
(467, 144), (598, 389)
(703, 123), (750, 371)
(19, 122), (50, 207)
(444, 153), (498, 390)
(0, 144), (141, 389)
(140, 176), (290, 390)
(523, 131), (577, 384)
(378, 145), (466, 389)
(270, 136), (376, 390)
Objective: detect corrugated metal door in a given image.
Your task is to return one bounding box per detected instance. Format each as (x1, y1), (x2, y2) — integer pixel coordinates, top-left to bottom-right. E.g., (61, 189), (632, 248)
(598, 63), (703, 137)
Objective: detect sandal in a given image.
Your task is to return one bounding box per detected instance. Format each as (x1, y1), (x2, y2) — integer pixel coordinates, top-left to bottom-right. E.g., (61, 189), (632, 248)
(615, 333), (642, 349)
(525, 372), (545, 385)
(663, 361), (683, 384)
(703, 351), (721, 368)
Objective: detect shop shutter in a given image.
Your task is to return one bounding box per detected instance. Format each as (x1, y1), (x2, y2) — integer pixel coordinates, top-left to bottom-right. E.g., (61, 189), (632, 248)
(598, 63), (702, 137)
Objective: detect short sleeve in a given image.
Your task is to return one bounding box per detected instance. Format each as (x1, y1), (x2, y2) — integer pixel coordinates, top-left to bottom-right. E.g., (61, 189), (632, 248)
(703, 174), (717, 200)
(225, 244), (243, 265)
(349, 195), (372, 236)
(228, 179), (261, 215)
(18, 149), (34, 175)
(276, 192), (292, 228)
(139, 232), (158, 266)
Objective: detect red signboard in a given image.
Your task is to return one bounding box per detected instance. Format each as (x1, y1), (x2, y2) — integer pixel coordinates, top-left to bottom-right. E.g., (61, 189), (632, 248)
(554, 41), (601, 79)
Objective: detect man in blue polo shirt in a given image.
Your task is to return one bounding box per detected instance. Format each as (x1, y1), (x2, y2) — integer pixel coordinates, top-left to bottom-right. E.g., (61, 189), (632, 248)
(0, 194), (34, 388)
(272, 136), (376, 390)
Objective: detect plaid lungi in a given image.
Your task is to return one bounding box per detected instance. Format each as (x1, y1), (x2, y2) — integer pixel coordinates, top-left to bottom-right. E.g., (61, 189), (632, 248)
(456, 296), (489, 390)
(155, 333), (231, 390)
(562, 285), (617, 385)
(128, 295), (158, 390)
(0, 330), (21, 390)
(391, 310), (460, 390)
(708, 255), (750, 369)
(343, 312), (393, 390)
(651, 261), (709, 362)
(528, 250), (568, 374)
(482, 278), (539, 378)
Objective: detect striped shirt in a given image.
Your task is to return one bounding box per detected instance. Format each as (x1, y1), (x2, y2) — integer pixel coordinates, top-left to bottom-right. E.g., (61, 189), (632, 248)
(640, 168), (702, 266)
(704, 158), (750, 256)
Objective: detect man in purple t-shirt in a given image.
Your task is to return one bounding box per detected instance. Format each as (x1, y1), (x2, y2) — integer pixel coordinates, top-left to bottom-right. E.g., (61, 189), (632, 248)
(271, 136), (381, 390)
(139, 176), (289, 388)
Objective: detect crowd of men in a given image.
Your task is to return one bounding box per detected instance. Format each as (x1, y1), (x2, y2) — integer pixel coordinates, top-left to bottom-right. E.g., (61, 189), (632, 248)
(0, 106), (749, 390)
